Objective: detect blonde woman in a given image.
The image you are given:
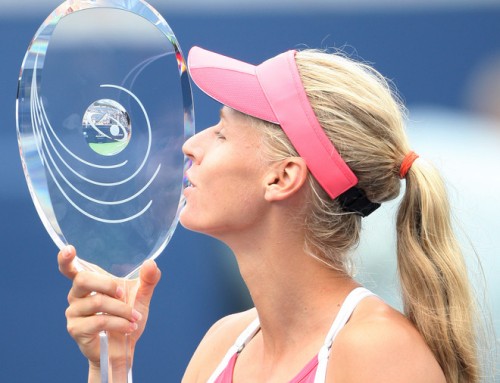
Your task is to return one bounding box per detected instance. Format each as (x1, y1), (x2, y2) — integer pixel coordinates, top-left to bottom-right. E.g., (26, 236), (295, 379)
(58, 46), (480, 382)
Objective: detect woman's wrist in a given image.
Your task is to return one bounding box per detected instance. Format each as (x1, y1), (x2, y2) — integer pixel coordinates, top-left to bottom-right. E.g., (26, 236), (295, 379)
(88, 361), (102, 383)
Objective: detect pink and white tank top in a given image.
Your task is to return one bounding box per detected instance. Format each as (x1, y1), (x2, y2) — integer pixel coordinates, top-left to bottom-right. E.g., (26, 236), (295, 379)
(207, 287), (375, 383)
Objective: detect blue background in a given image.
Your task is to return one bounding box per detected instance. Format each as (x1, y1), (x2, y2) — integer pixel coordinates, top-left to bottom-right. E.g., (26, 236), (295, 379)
(1, 2), (499, 381)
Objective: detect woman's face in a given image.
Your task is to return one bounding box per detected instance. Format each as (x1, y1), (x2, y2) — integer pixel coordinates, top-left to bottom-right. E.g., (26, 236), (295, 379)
(180, 107), (271, 237)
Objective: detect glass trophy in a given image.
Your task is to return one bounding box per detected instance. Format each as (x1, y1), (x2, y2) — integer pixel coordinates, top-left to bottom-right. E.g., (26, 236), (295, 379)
(16, 0), (194, 381)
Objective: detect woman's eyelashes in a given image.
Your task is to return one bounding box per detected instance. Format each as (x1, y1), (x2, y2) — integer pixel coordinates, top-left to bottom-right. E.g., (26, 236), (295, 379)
(214, 130), (226, 140)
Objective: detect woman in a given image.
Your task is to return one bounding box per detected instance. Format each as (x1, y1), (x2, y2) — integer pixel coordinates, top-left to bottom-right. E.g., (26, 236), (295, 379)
(58, 46), (480, 382)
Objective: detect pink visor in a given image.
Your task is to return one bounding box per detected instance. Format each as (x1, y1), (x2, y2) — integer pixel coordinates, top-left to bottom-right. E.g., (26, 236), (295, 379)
(187, 46), (358, 200)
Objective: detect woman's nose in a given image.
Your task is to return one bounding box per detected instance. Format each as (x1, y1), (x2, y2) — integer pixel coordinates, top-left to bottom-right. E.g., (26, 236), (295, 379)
(182, 131), (202, 164)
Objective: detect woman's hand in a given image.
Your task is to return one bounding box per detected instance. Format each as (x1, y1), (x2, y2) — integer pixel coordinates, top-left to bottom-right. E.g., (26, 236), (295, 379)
(57, 245), (161, 372)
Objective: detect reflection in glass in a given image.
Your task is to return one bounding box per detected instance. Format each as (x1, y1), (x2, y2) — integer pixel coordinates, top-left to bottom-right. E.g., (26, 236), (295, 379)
(83, 99), (132, 156)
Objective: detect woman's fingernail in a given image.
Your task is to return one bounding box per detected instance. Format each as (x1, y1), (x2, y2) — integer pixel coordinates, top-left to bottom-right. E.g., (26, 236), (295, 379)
(116, 286), (125, 299)
(132, 309), (142, 322)
(130, 322), (138, 332)
(62, 246), (71, 259)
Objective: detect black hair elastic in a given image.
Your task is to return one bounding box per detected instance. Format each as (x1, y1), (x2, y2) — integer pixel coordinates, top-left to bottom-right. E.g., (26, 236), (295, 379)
(337, 187), (380, 217)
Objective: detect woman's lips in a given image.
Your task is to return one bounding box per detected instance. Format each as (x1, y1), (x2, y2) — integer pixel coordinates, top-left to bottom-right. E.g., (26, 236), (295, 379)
(184, 172), (196, 190)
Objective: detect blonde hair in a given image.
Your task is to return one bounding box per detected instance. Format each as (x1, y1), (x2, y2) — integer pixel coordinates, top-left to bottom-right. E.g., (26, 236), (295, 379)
(251, 49), (480, 382)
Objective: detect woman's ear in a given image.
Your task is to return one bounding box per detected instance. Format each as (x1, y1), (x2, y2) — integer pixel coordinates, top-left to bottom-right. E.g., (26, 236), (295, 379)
(264, 157), (308, 202)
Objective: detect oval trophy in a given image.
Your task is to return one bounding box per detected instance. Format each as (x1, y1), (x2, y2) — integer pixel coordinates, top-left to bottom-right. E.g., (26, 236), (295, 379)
(16, 1), (194, 381)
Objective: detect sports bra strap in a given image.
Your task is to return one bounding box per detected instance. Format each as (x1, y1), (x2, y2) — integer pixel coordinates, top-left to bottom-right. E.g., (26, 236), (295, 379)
(206, 287), (375, 383)
(314, 287), (375, 383)
(206, 317), (260, 383)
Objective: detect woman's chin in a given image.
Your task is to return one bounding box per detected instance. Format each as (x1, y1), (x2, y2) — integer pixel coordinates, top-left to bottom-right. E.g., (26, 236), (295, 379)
(179, 210), (206, 233)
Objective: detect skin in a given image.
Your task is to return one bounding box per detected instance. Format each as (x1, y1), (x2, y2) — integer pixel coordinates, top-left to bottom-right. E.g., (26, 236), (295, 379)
(59, 107), (446, 383)
(59, 246), (161, 381)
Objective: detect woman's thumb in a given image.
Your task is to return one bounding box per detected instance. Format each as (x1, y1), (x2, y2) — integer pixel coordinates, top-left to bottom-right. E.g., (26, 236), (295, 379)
(135, 259), (161, 307)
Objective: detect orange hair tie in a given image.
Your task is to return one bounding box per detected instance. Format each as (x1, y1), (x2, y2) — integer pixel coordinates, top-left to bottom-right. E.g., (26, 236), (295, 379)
(399, 151), (419, 179)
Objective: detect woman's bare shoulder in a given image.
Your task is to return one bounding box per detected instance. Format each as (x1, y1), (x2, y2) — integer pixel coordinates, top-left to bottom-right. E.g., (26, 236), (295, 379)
(328, 296), (446, 383)
(182, 308), (258, 383)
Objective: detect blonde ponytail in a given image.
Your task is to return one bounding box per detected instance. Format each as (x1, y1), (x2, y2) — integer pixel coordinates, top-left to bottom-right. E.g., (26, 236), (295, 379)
(251, 48), (481, 382)
(397, 160), (479, 382)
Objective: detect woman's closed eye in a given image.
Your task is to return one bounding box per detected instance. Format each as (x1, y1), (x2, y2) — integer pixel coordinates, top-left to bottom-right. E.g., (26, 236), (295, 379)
(215, 130), (226, 140)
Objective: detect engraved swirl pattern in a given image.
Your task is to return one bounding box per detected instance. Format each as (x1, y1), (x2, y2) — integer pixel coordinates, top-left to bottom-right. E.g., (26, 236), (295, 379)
(30, 54), (161, 224)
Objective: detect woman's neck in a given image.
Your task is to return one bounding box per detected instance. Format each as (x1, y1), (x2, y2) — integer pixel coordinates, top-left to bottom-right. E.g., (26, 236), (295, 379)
(223, 221), (359, 356)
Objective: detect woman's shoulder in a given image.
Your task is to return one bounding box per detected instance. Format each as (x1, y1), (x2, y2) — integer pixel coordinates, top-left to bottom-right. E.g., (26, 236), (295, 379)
(328, 295), (446, 383)
(182, 308), (258, 383)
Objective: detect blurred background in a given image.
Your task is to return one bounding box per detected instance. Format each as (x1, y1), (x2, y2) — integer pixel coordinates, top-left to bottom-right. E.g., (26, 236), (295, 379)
(1, 0), (499, 381)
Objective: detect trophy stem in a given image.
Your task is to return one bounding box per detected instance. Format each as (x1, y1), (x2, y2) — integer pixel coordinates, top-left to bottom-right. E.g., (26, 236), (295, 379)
(100, 331), (110, 382)
(100, 278), (139, 383)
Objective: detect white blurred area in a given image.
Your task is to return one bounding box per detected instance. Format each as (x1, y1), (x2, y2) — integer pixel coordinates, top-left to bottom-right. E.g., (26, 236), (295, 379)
(356, 56), (500, 377)
(356, 106), (500, 313)
(46, 7), (173, 47)
(3, 0), (500, 15)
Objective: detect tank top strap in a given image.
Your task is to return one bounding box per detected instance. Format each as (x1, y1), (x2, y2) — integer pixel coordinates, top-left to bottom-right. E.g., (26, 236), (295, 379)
(207, 288), (374, 383)
(314, 287), (376, 383)
(206, 317), (261, 383)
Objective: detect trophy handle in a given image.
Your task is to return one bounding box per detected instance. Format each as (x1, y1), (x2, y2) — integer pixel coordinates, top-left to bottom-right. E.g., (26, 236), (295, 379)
(100, 278), (139, 383)
(100, 331), (110, 382)
(99, 332), (133, 383)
